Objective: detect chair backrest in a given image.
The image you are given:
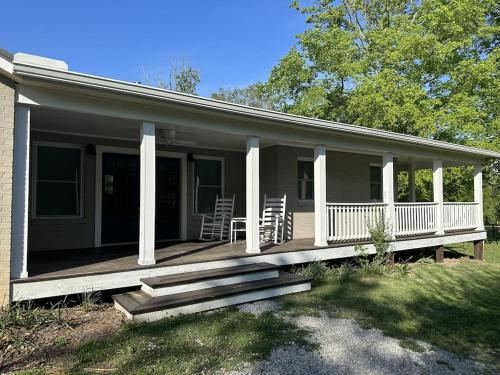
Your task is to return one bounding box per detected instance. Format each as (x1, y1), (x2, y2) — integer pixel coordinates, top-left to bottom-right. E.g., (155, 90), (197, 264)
(261, 194), (287, 227)
(213, 195), (235, 222)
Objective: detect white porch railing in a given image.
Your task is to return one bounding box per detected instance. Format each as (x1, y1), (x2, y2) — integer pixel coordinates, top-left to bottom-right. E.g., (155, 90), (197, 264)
(326, 203), (386, 242)
(394, 202), (438, 237)
(326, 201), (480, 242)
(444, 202), (479, 231)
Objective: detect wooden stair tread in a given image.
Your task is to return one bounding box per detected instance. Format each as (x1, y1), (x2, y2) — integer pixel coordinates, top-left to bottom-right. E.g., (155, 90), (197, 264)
(140, 262), (279, 288)
(114, 272), (309, 315)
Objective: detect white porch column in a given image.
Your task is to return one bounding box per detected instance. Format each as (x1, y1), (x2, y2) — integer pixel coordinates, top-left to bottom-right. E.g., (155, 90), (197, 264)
(382, 152), (395, 238)
(246, 136), (260, 253)
(11, 105), (30, 279)
(408, 161), (416, 202)
(433, 159), (444, 235)
(314, 145), (327, 246)
(474, 164), (484, 231)
(138, 122), (156, 265)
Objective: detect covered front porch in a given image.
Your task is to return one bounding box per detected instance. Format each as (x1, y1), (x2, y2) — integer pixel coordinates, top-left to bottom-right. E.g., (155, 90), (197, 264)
(9, 80), (488, 300)
(12, 229), (485, 301)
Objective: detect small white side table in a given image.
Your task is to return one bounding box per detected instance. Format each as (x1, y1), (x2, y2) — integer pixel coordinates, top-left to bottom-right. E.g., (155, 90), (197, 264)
(230, 217), (247, 243)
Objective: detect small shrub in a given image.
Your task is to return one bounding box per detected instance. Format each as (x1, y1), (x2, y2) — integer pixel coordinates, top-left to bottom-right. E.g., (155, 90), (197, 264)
(354, 217), (410, 277)
(79, 290), (101, 311)
(328, 262), (356, 282)
(416, 256), (435, 264)
(293, 261), (357, 283)
(292, 261), (330, 282)
(391, 262), (410, 277)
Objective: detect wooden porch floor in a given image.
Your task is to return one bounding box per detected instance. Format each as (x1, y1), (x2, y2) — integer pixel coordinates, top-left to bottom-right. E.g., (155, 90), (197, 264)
(26, 239), (329, 280)
(24, 230), (482, 282)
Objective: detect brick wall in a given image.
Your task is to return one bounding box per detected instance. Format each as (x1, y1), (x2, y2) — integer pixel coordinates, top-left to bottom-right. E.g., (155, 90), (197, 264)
(0, 75), (15, 305)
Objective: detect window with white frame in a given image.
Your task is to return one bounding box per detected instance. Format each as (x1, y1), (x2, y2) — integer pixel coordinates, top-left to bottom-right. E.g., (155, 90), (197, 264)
(297, 159), (314, 201)
(369, 164), (382, 201)
(34, 144), (83, 217)
(193, 158), (223, 214)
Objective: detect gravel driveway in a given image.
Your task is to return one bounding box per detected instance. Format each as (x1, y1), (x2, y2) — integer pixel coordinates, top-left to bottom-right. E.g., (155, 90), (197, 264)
(229, 301), (492, 375)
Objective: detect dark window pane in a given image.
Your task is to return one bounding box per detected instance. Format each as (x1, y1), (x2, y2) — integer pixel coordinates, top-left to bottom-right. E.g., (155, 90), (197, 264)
(370, 166), (381, 183)
(194, 159), (221, 186)
(36, 181), (80, 216)
(196, 186), (222, 214)
(370, 183), (382, 201)
(36, 145), (82, 216)
(297, 160), (314, 200)
(37, 146), (81, 181)
(298, 180), (314, 200)
(298, 160), (314, 180)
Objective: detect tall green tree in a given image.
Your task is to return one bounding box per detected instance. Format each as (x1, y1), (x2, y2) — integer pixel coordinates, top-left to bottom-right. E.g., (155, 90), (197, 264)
(265, 0), (499, 221)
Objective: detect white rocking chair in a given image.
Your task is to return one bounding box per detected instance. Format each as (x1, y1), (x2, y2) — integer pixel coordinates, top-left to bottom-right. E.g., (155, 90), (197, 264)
(199, 195), (235, 241)
(259, 194), (287, 244)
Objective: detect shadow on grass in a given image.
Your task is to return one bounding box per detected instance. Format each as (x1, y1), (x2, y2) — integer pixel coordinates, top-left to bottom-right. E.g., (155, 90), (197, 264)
(280, 262), (500, 365)
(69, 308), (313, 374)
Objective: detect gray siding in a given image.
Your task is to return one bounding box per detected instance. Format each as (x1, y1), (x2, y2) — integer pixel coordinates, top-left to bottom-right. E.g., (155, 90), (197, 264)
(265, 146), (383, 239)
(28, 134), (386, 250)
(28, 131), (245, 251)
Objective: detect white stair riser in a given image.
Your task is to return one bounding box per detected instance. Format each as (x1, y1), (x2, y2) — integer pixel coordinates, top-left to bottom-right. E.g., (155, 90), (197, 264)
(124, 282), (311, 322)
(141, 269), (280, 297)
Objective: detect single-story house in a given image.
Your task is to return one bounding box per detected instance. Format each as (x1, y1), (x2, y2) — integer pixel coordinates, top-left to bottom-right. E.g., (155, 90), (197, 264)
(0, 49), (498, 320)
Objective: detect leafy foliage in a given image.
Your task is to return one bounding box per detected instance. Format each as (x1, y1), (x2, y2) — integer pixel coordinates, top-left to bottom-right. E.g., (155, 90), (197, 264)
(264, 0), (499, 222)
(149, 61), (201, 95)
(211, 83), (272, 109)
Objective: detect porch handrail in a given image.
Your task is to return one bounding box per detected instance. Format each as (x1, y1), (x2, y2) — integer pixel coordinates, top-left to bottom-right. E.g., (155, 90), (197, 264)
(326, 201), (481, 243)
(327, 202), (388, 206)
(326, 202), (386, 242)
(394, 202), (438, 237)
(443, 202), (479, 231)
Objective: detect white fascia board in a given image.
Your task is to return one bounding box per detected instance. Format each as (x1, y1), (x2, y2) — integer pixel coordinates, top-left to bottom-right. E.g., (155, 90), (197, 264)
(0, 52), (21, 82)
(12, 62), (500, 160)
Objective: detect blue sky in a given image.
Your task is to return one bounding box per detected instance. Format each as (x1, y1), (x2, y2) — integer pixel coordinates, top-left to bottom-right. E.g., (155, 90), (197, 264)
(1, 1), (310, 97)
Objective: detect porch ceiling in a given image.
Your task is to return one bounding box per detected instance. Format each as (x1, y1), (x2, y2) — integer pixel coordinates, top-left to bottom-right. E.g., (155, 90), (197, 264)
(31, 107), (263, 151)
(30, 107), (470, 168)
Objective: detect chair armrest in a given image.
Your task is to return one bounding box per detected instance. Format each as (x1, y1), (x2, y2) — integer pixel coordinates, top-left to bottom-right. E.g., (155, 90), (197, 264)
(231, 217), (247, 222)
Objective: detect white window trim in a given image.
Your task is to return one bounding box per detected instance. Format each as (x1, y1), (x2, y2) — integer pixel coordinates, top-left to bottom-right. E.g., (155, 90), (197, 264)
(192, 155), (225, 215)
(297, 157), (314, 203)
(94, 145), (188, 247)
(369, 163), (383, 202)
(31, 141), (85, 219)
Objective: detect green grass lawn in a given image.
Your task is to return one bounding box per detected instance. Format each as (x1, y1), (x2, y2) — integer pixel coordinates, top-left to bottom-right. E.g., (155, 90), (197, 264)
(446, 240), (500, 263)
(280, 241), (500, 365)
(48, 309), (311, 375)
(14, 242), (500, 373)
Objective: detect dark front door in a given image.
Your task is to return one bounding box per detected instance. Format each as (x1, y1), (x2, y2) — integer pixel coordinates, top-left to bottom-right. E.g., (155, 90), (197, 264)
(101, 153), (180, 245)
(156, 157), (181, 240)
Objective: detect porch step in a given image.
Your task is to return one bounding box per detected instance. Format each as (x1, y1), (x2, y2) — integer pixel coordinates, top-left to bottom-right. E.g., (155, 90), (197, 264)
(140, 263), (280, 297)
(113, 272), (311, 322)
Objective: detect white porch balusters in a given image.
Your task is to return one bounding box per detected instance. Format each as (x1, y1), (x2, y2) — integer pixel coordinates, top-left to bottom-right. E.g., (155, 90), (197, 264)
(408, 161), (416, 202)
(382, 152), (395, 238)
(11, 105), (30, 278)
(138, 122), (156, 265)
(314, 145), (327, 246)
(433, 159), (444, 235)
(246, 136), (260, 253)
(474, 164), (484, 231)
